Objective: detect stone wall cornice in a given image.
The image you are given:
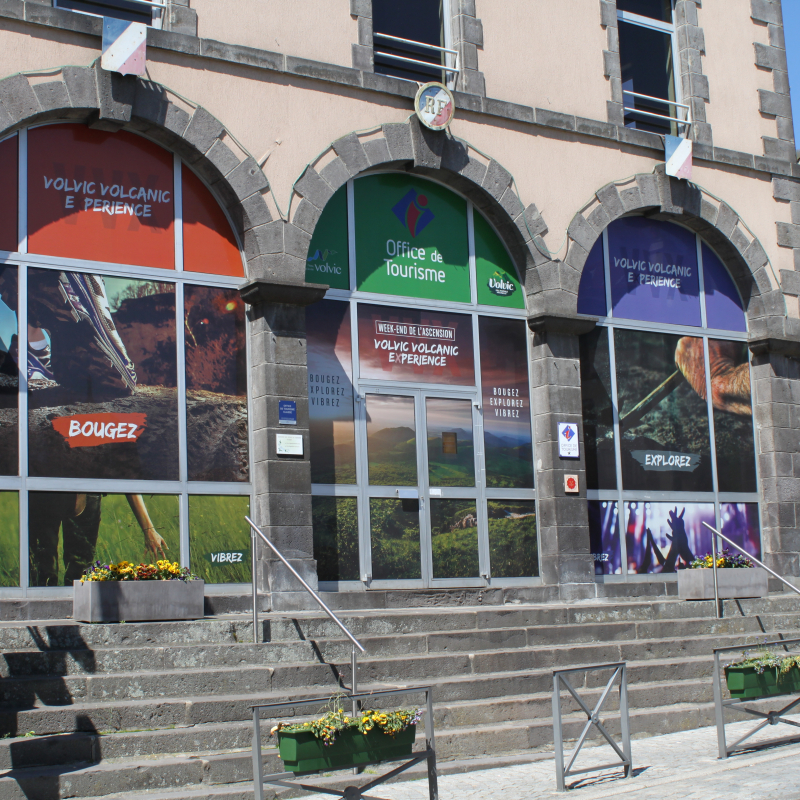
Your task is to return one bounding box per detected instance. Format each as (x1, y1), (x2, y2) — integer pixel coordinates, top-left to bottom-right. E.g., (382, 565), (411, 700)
(1, 3), (798, 182)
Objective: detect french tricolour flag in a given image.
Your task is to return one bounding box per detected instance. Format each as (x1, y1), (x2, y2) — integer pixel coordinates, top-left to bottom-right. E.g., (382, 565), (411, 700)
(101, 18), (147, 76)
(665, 134), (693, 180)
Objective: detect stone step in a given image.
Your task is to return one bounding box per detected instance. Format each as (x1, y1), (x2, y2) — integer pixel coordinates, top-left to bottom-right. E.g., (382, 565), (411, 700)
(2, 595), (798, 652)
(0, 674), (714, 771)
(0, 699), (720, 799)
(0, 641), (318, 678)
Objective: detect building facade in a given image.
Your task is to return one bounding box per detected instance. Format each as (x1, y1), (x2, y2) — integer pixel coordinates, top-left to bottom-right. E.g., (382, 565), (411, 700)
(0, 0), (798, 609)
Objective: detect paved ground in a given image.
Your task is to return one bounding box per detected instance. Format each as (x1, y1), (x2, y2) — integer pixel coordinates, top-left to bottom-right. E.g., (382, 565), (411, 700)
(299, 715), (800, 800)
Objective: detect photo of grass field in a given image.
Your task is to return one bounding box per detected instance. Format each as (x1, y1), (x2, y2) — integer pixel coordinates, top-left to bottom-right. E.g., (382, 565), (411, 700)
(189, 495), (250, 584)
(0, 491), (19, 586)
(487, 501), (538, 578)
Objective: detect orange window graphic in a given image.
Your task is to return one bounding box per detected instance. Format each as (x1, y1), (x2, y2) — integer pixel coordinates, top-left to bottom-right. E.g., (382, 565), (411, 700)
(27, 124), (175, 269)
(182, 167), (243, 277)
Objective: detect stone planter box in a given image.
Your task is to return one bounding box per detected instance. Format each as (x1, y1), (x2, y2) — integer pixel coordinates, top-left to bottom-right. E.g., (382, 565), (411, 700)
(678, 568), (768, 600)
(73, 579), (205, 622)
(726, 664), (800, 699)
(278, 726), (416, 773)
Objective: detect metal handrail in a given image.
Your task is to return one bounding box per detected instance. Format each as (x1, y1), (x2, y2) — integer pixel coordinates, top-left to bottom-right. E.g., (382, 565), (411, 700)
(373, 32), (460, 77)
(245, 516), (365, 701)
(623, 89), (691, 128)
(702, 521), (800, 620)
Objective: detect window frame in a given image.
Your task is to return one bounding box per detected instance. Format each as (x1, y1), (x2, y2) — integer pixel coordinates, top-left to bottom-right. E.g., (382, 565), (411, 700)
(584, 221), (760, 582)
(54, 0), (164, 29)
(310, 173), (539, 591)
(617, 2), (686, 136)
(0, 125), (253, 597)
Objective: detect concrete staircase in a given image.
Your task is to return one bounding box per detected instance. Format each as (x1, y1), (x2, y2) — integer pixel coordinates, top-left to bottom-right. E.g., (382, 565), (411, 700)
(1, 594), (799, 799)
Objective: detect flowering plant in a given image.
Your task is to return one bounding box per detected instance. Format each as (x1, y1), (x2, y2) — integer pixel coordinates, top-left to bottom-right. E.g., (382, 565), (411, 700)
(725, 646), (800, 677)
(689, 549), (753, 569)
(271, 697), (423, 747)
(80, 560), (197, 582)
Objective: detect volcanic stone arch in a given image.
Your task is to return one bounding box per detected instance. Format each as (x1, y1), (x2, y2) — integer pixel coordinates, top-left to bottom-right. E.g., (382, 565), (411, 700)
(0, 64), (274, 277)
(286, 117), (552, 304)
(539, 171), (782, 333)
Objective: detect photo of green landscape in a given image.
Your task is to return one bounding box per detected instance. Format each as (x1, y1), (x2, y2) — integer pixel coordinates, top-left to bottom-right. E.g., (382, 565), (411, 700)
(370, 498), (421, 580)
(366, 394), (418, 486)
(189, 495), (250, 583)
(430, 499), (479, 578)
(0, 491), (19, 586)
(487, 501), (538, 578)
(426, 398), (475, 487)
(312, 496), (359, 582)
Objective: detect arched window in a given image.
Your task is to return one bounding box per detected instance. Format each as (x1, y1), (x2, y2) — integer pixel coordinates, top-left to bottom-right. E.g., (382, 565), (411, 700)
(305, 174), (537, 588)
(577, 216), (759, 577)
(0, 124), (251, 592)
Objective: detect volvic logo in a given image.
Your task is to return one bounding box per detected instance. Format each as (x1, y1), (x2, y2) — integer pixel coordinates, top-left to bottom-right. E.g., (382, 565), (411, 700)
(306, 248), (342, 275)
(488, 270), (516, 297)
(392, 189), (435, 238)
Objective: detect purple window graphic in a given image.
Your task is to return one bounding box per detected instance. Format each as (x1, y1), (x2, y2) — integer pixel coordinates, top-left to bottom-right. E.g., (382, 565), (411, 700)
(607, 216), (701, 327)
(577, 237), (607, 317)
(702, 244), (747, 332)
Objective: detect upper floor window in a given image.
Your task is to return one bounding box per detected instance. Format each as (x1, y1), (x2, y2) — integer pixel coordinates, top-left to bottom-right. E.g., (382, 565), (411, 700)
(372, 0), (457, 86)
(55, 0), (163, 27)
(618, 1), (687, 136)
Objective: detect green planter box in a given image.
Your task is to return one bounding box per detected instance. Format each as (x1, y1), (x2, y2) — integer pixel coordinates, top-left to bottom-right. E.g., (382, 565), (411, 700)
(278, 725), (416, 773)
(725, 665), (800, 699)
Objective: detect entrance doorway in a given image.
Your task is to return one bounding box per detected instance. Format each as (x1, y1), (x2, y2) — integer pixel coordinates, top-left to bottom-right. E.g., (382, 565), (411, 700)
(358, 388), (487, 587)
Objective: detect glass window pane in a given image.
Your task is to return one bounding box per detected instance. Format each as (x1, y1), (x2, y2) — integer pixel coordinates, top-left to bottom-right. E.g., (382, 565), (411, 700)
(28, 125), (175, 269)
(306, 186), (349, 290)
(426, 398), (474, 487)
(184, 285), (248, 482)
(358, 303), (475, 385)
(617, 0), (672, 21)
(709, 339), (756, 493)
(607, 217), (701, 327)
(0, 135), (18, 252)
(479, 316), (534, 488)
(619, 21), (675, 135)
(702, 244), (747, 332)
(0, 264), (18, 475)
(27, 269), (178, 481)
(182, 167), (243, 278)
(29, 492), (179, 587)
(0, 491), (19, 587)
(588, 500), (620, 575)
(580, 328), (616, 491)
(189, 495), (251, 584)
(474, 212), (524, 309)
(624, 501), (714, 574)
(366, 395), (417, 486)
(369, 497), (421, 580)
(308, 300), (356, 484)
(373, 0), (443, 82)
(720, 503), (761, 562)
(576, 237), (607, 316)
(487, 500), (538, 578)
(615, 329), (713, 492)
(57, 0), (153, 24)
(312, 496), (359, 582)
(430, 499), (479, 579)
(354, 175), (470, 303)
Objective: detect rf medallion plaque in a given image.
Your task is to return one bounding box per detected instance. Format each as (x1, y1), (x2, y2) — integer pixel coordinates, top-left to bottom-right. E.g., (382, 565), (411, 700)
(414, 82), (455, 131)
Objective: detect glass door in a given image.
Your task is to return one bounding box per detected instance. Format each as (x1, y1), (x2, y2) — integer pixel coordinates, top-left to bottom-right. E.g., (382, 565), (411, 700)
(360, 387), (485, 588)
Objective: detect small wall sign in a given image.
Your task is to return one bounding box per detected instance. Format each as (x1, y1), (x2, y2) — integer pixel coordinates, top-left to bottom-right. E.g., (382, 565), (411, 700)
(278, 400), (297, 425)
(276, 434), (303, 456)
(414, 82), (455, 130)
(558, 422), (580, 458)
(564, 474), (579, 494)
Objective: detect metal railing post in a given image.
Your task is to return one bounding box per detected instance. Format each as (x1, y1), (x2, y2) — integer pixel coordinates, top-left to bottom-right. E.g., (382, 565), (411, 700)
(552, 673), (566, 792)
(712, 649), (727, 759)
(711, 526), (721, 619)
(619, 664), (631, 777)
(252, 526), (259, 644)
(426, 687), (438, 800)
(252, 706), (264, 800)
